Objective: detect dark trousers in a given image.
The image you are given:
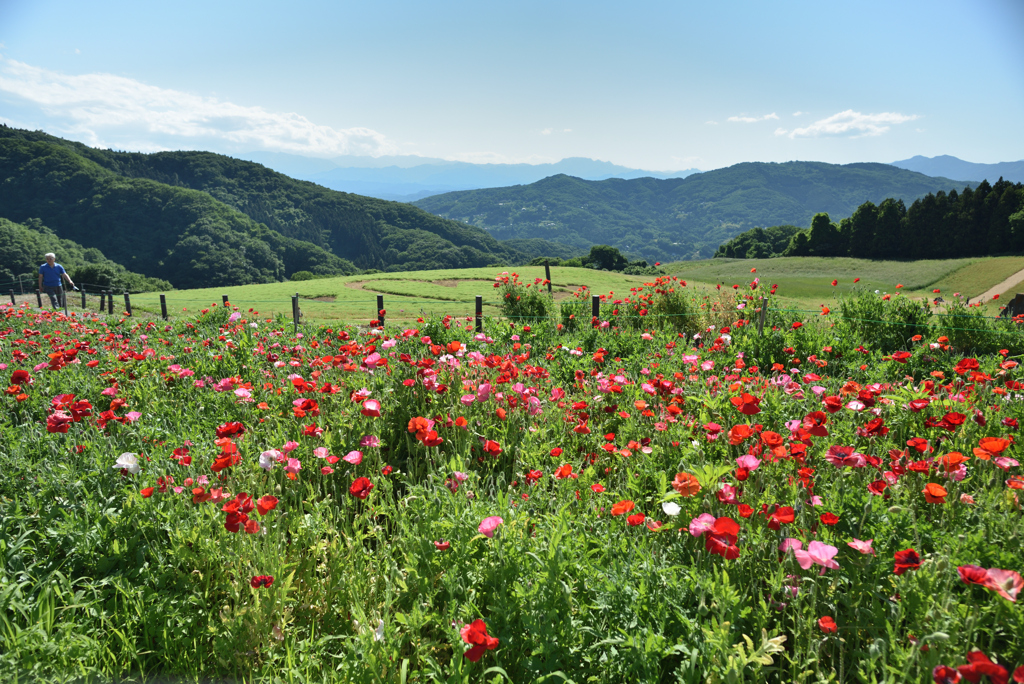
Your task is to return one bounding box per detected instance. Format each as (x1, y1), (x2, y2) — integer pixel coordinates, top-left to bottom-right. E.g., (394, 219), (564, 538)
(43, 285), (64, 308)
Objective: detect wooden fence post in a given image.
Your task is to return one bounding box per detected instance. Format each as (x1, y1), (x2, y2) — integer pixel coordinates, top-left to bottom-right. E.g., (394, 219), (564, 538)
(8, 290), (14, 306)
(107, 291), (114, 315)
(376, 294), (385, 328)
(592, 294), (600, 325)
(160, 294), (168, 321)
(544, 260), (553, 294)
(222, 294), (229, 306)
(758, 297), (768, 337)
(475, 295), (483, 333)
(35, 289), (42, 308)
(292, 294), (299, 333)
(80, 289), (86, 309)
(123, 292), (132, 316)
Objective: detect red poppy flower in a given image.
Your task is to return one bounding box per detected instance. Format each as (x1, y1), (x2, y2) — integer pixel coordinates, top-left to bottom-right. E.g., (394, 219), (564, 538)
(704, 517), (740, 559)
(728, 424), (754, 445)
(931, 665), (961, 683)
(250, 575), (274, 588)
(818, 616), (837, 633)
(958, 565), (991, 587)
(434, 540), (451, 551)
(894, 549), (921, 575)
(460, 619), (500, 662)
(140, 487), (154, 498)
(590, 483), (605, 493)
(802, 411), (829, 436)
(766, 506), (794, 530)
(611, 500), (635, 516)
(819, 512), (839, 525)
(626, 513), (646, 526)
(215, 421), (245, 438)
(730, 393), (761, 415)
(823, 395), (843, 413)
(922, 483), (948, 504)
(956, 651), (1009, 684)
(256, 495), (279, 516)
(349, 476), (374, 499)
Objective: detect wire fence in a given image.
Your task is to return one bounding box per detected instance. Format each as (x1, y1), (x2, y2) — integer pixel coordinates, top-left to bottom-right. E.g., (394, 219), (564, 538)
(4, 286), (1024, 338)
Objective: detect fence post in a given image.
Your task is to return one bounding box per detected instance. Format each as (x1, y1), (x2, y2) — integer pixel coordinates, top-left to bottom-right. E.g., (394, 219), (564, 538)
(107, 291), (114, 315)
(592, 294), (600, 325)
(544, 260), (553, 295)
(124, 292), (132, 316)
(292, 293), (299, 333)
(160, 294), (168, 321)
(376, 294), (385, 328)
(758, 297), (768, 337)
(80, 289), (86, 309)
(475, 295), (483, 333)
(8, 290), (14, 306)
(222, 294), (229, 306)
(35, 289), (42, 308)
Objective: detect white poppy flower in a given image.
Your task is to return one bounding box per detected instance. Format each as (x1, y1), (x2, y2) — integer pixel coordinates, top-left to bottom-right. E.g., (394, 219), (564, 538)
(661, 501), (682, 516)
(113, 453), (141, 475)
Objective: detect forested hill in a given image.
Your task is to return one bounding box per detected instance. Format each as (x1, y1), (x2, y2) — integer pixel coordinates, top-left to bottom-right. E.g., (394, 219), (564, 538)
(0, 127), (572, 288)
(413, 161), (974, 261)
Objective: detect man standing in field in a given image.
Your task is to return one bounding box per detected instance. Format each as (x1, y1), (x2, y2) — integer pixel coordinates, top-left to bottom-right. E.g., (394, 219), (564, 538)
(38, 252), (76, 309)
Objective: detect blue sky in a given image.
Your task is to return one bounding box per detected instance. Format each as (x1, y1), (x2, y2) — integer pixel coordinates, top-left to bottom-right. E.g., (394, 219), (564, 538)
(1, 0), (1022, 170)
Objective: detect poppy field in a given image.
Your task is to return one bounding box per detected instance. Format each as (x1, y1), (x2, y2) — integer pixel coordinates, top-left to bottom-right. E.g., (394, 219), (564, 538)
(2, 274), (1024, 684)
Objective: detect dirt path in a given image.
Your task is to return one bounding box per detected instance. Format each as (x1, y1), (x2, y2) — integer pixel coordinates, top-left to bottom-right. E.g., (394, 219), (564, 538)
(974, 266), (1024, 303)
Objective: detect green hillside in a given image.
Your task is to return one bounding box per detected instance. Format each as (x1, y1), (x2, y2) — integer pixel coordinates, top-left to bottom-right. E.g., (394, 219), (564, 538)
(0, 217), (171, 292)
(0, 127), (576, 289)
(413, 162), (975, 261)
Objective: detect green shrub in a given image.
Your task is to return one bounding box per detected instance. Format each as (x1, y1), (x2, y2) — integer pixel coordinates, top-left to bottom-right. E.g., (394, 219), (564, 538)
(494, 271), (553, 324)
(836, 291), (931, 353)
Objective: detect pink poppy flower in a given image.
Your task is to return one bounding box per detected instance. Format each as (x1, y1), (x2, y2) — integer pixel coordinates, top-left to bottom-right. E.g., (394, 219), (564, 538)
(847, 538), (876, 555)
(478, 516), (503, 538)
(793, 541), (840, 570)
(688, 513), (716, 537)
(343, 450), (363, 465)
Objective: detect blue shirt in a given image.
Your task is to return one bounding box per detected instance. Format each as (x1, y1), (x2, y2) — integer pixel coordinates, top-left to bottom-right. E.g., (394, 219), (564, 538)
(39, 263), (66, 287)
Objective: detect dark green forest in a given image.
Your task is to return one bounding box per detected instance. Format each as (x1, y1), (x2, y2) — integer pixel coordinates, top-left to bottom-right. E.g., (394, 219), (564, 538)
(0, 127), (574, 289)
(413, 162), (974, 262)
(715, 179), (1024, 260)
(0, 218), (171, 292)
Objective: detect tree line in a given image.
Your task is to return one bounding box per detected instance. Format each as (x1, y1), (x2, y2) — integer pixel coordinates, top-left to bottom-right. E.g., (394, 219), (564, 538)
(714, 179), (1024, 260)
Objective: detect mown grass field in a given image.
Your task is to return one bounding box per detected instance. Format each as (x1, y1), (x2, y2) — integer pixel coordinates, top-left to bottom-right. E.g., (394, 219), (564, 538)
(120, 267), (655, 324)
(18, 256), (1023, 324)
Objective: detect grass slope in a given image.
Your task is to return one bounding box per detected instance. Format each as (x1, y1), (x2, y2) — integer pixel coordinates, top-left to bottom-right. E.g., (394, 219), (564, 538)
(127, 267), (653, 323)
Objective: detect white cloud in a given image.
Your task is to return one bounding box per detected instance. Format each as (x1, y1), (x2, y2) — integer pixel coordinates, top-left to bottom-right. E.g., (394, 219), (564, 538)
(785, 109), (919, 139)
(0, 56), (396, 156)
(792, 111), (804, 117)
(727, 112), (779, 123)
(540, 128), (553, 135)
(562, 128), (572, 133)
(774, 128), (788, 136)
(705, 120), (719, 125)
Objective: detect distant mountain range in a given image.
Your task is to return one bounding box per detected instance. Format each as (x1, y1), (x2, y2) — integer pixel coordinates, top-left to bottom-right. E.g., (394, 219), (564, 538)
(890, 155), (1024, 183)
(239, 151), (699, 201)
(413, 162), (975, 262)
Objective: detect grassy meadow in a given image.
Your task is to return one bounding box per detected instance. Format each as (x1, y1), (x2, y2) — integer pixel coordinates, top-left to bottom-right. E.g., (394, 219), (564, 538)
(48, 256), (1024, 326)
